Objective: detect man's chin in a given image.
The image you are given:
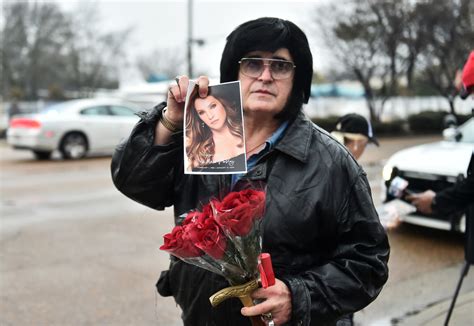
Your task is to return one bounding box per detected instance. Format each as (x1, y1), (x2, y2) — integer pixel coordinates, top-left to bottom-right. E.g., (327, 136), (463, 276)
(245, 102), (284, 115)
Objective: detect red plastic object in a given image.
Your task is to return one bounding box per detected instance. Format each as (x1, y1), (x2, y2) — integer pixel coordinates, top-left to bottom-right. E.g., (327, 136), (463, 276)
(258, 253), (275, 288)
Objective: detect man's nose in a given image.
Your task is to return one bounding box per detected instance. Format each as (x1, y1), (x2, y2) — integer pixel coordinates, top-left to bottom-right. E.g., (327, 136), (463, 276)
(258, 64), (273, 81)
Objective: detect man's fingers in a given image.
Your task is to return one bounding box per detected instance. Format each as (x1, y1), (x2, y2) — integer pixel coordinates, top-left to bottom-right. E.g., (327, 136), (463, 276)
(196, 75), (209, 97)
(169, 75), (190, 103)
(241, 301), (271, 317)
(250, 288), (268, 300)
(168, 85), (180, 102)
(176, 75), (189, 102)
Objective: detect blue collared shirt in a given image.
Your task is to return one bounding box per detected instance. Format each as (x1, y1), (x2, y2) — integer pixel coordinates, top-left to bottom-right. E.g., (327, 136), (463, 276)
(231, 121), (289, 188)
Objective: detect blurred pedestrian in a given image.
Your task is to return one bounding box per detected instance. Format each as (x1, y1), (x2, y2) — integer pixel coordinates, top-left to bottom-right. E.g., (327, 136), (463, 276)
(330, 114), (382, 326)
(8, 100), (21, 121)
(331, 113), (379, 160)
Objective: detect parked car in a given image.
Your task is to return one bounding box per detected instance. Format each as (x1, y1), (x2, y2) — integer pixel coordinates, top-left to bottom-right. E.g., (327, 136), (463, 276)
(7, 98), (142, 160)
(382, 117), (474, 232)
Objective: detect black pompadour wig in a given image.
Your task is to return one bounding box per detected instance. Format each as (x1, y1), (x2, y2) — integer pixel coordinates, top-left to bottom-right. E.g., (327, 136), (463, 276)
(220, 17), (313, 121)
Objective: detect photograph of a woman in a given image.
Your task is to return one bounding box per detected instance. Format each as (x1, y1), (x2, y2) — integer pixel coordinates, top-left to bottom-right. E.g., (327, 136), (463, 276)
(184, 81), (246, 174)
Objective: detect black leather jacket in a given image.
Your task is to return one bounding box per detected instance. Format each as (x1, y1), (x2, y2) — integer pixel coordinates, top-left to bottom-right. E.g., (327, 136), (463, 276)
(111, 103), (389, 326)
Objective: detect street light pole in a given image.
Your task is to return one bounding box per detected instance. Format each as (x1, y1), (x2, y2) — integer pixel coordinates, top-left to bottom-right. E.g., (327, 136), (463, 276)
(187, 0), (193, 78)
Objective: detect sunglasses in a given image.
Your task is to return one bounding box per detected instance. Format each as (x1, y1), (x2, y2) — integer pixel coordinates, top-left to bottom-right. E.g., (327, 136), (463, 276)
(238, 58), (296, 80)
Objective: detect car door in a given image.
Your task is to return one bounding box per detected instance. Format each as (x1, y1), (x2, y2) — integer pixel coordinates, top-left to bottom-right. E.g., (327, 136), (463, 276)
(108, 105), (140, 145)
(79, 106), (118, 151)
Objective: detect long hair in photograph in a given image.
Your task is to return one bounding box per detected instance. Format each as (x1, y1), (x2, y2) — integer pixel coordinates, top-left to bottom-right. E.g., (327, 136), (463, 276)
(186, 88), (243, 169)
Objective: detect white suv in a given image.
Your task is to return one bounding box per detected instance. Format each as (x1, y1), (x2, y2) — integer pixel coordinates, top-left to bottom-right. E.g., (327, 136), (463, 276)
(382, 117), (474, 232)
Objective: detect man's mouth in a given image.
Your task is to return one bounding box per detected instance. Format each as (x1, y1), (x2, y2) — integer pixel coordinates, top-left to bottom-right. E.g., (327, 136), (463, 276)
(254, 89), (273, 95)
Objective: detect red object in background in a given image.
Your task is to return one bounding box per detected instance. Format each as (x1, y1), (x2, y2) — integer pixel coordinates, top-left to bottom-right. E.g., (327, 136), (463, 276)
(258, 253), (275, 288)
(462, 51), (474, 88)
(460, 50), (474, 99)
(10, 118), (41, 129)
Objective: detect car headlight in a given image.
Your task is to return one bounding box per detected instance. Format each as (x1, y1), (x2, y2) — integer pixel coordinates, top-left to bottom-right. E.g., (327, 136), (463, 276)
(382, 164), (394, 182)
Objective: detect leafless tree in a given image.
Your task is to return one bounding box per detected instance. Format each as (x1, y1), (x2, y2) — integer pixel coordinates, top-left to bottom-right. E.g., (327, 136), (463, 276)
(314, 0), (474, 117)
(1, 2), (72, 99)
(315, 0), (408, 122)
(63, 2), (133, 97)
(416, 0), (474, 114)
(1, 1), (133, 100)
(136, 47), (185, 81)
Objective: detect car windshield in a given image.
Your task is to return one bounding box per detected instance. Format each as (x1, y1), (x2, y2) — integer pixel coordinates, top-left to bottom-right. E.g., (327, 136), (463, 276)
(457, 118), (474, 143)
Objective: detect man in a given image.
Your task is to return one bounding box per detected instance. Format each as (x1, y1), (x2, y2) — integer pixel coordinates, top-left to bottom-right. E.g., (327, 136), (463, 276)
(112, 17), (389, 325)
(407, 50), (474, 215)
(331, 113), (379, 160)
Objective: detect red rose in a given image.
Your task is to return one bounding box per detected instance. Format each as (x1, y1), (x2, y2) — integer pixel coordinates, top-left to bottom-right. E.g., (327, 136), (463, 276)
(173, 204), (227, 260)
(193, 217), (227, 260)
(183, 204), (214, 224)
(159, 225), (203, 258)
(182, 210), (201, 226)
(214, 190), (266, 236)
(183, 204), (212, 239)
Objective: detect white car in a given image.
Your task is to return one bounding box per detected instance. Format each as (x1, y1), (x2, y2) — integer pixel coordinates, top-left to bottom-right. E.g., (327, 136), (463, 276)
(7, 98), (141, 160)
(382, 117), (474, 232)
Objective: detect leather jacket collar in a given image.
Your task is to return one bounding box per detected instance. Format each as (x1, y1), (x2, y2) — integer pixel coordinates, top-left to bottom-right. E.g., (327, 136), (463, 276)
(275, 112), (313, 164)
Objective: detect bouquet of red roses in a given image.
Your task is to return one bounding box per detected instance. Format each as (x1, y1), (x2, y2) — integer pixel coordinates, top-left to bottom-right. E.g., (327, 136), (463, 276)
(159, 188), (266, 286)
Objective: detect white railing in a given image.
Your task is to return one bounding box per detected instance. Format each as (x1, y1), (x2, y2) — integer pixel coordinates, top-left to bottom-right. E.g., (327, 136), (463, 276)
(304, 96), (473, 121)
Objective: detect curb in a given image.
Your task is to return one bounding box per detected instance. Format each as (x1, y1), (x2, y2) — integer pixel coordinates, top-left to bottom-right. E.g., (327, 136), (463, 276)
(397, 291), (474, 325)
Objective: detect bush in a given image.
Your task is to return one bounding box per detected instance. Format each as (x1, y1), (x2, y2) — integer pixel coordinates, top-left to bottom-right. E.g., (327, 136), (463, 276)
(407, 111), (449, 134)
(310, 110), (471, 137)
(373, 119), (406, 136)
(311, 115), (407, 136)
(311, 115), (340, 132)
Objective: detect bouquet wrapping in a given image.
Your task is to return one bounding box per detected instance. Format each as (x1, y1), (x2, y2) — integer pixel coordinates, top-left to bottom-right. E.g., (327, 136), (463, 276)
(160, 188), (266, 287)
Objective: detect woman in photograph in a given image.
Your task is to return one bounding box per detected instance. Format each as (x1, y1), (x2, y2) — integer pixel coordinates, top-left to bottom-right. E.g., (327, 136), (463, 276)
(185, 90), (245, 172)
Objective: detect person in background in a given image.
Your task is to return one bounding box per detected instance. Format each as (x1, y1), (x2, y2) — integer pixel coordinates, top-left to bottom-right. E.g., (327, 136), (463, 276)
(8, 100), (21, 121)
(330, 113), (381, 326)
(111, 17), (389, 325)
(331, 113), (379, 160)
(407, 50), (474, 215)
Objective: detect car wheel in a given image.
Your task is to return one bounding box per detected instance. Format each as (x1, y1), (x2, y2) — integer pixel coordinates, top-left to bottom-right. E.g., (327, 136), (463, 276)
(33, 150), (52, 160)
(60, 133), (88, 159)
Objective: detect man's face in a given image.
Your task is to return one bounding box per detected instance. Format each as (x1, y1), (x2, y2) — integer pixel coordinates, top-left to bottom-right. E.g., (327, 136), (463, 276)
(345, 137), (369, 160)
(238, 48), (294, 117)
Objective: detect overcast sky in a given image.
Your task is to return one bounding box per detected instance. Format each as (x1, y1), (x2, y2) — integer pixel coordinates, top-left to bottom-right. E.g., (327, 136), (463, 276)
(52, 0), (332, 82)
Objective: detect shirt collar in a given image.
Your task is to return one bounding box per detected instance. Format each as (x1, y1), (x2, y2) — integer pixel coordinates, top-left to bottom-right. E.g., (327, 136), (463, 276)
(265, 120), (288, 150)
(231, 121), (288, 188)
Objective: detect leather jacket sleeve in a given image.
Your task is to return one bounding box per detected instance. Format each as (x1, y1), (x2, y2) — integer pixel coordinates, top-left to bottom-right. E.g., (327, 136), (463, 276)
(434, 176), (474, 214)
(111, 102), (184, 210)
(280, 171), (390, 325)
(433, 154), (474, 215)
